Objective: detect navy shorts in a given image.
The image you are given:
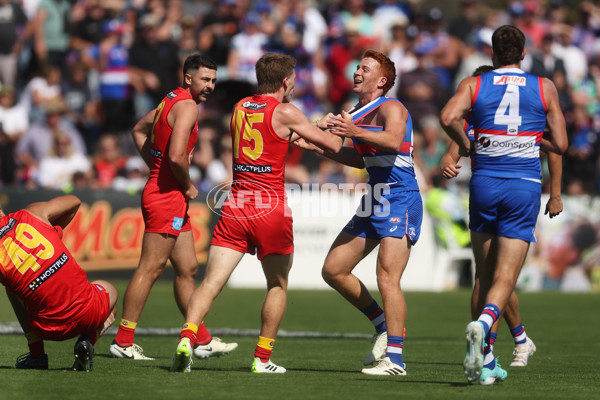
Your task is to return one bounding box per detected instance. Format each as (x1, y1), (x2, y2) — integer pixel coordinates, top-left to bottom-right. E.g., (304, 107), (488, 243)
(469, 175), (541, 242)
(343, 188), (422, 244)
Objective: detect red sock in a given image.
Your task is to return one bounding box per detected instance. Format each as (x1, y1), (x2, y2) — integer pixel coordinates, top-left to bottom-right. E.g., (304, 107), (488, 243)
(114, 319), (136, 347)
(254, 346), (272, 363)
(254, 336), (274, 362)
(195, 322), (212, 346)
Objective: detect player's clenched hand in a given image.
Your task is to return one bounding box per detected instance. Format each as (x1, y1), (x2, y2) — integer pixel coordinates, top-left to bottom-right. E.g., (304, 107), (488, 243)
(185, 184), (199, 201)
(294, 137), (319, 151)
(441, 162), (461, 179)
(544, 196), (563, 218)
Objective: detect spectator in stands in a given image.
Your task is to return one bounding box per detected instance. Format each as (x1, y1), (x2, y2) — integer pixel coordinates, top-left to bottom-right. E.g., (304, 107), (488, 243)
(83, 19), (136, 135)
(563, 105), (599, 194)
(0, 0), (30, 89)
(15, 102), (86, 187)
(420, 8), (461, 90)
(413, 115), (449, 190)
(19, 64), (63, 124)
(290, 0), (329, 57)
(69, 0), (109, 54)
(528, 33), (566, 79)
(325, 20), (372, 111)
(453, 27), (494, 90)
(203, 134), (233, 190)
(552, 23), (588, 85)
(384, 18), (417, 97)
(32, 0), (72, 75)
(516, 1), (548, 49)
(112, 155), (148, 193)
(0, 84), (28, 185)
(92, 133), (127, 189)
(338, 0), (375, 40)
(129, 13), (181, 117)
(447, 0), (479, 44)
(61, 60), (102, 153)
(197, 0), (240, 73)
(226, 12), (267, 84)
(37, 129), (91, 190)
(396, 38), (447, 132)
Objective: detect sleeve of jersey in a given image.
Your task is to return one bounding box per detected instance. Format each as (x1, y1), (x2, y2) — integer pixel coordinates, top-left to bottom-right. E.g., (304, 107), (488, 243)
(53, 225), (63, 240)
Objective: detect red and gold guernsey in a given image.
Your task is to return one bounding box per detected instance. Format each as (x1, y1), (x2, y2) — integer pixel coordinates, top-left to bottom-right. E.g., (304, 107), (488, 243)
(229, 95), (290, 200)
(0, 210), (94, 322)
(211, 94), (294, 259)
(149, 87), (199, 191)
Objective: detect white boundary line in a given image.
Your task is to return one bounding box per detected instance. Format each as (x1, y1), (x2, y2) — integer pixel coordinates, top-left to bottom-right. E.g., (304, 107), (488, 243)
(0, 322), (372, 339)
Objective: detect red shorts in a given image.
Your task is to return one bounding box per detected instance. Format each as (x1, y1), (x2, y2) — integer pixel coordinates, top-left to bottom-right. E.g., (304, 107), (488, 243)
(29, 283), (111, 341)
(141, 182), (191, 236)
(211, 201), (293, 260)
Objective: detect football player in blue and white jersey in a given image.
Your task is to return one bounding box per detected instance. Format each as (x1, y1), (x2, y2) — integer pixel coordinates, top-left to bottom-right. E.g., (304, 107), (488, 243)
(442, 64), (564, 378)
(440, 26), (567, 385)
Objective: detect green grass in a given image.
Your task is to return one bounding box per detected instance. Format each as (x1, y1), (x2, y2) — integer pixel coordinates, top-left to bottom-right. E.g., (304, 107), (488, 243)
(0, 279), (599, 400)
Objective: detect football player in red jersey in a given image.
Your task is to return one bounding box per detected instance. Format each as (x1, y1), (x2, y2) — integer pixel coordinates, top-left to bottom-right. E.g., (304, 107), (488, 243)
(0, 195), (118, 371)
(110, 54), (237, 360)
(171, 53), (342, 373)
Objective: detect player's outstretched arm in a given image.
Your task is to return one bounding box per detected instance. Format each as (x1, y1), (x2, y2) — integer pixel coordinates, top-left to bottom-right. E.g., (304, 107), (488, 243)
(277, 104), (343, 153)
(327, 102), (406, 152)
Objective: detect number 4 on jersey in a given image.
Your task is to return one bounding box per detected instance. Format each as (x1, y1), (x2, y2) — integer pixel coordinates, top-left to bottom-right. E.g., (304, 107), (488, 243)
(494, 84), (522, 135)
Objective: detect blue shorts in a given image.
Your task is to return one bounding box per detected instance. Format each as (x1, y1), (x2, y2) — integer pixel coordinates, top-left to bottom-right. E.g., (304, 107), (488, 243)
(343, 189), (422, 244)
(469, 175), (541, 242)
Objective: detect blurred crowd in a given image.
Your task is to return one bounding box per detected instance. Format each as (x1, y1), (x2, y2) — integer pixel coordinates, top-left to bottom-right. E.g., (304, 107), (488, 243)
(1, 0), (600, 196)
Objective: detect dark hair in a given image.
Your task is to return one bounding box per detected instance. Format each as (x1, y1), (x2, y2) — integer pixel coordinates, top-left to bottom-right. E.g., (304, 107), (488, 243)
(472, 65), (494, 76)
(492, 25), (526, 66)
(183, 54), (217, 75)
(572, 223), (597, 254)
(255, 53), (297, 94)
(362, 50), (396, 95)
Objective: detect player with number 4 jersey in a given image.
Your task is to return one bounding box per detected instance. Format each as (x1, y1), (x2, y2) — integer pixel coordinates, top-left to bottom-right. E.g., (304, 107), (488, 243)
(441, 25), (567, 385)
(470, 69), (547, 182)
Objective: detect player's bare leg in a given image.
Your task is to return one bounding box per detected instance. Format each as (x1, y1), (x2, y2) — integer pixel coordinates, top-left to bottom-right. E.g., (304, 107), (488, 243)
(362, 236), (410, 375)
(172, 246), (243, 372)
(251, 253), (292, 374)
(170, 231), (198, 315)
(504, 292), (536, 367)
(110, 232), (176, 360)
(322, 232), (389, 367)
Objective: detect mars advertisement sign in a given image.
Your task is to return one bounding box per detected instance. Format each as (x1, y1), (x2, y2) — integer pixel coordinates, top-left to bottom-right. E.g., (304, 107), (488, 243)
(0, 189), (216, 271)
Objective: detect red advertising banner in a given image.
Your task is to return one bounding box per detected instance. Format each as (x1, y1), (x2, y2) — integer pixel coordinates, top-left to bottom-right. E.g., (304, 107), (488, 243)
(0, 189), (217, 271)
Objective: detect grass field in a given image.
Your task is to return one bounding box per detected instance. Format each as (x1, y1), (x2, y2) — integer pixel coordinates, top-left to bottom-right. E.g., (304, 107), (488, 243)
(0, 277), (599, 400)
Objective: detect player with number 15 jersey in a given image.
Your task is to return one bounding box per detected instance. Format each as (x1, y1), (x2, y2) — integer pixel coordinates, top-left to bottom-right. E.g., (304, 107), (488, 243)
(211, 95), (293, 260)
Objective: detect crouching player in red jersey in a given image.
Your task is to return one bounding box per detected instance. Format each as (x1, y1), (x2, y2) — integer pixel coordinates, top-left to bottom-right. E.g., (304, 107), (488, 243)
(0, 195), (118, 371)
(171, 53), (343, 373)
